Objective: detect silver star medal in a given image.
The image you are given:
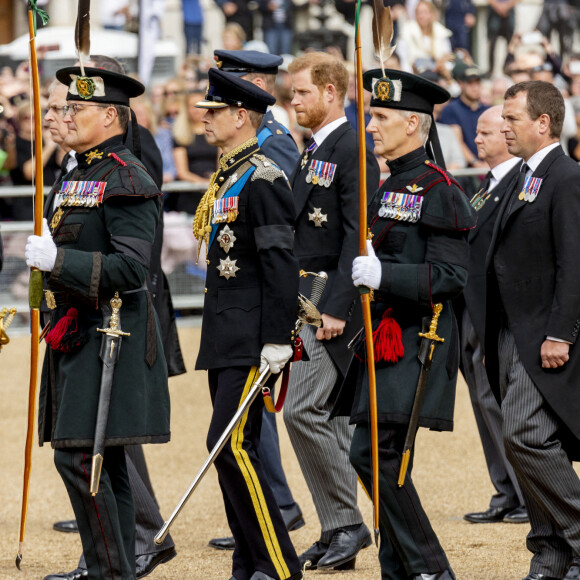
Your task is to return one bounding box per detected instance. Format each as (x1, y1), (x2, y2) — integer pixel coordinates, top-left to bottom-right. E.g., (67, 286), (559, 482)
(217, 225), (236, 253)
(308, 207), (327, 227)
(217, 257), (240, 280)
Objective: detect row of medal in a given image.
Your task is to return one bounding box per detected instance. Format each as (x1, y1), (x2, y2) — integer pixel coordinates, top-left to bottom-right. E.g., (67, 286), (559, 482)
(305, 159), (337, 188)
(469, 188), (491, 211)
(379, 191), (424, 222)
(57, 180), (107, 207)
(518, 176), (542, 203)
(212, 195), (239, 224)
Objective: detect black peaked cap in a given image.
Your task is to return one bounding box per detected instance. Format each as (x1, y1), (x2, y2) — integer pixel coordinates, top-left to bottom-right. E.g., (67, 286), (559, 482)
(214, 50), (283, 76)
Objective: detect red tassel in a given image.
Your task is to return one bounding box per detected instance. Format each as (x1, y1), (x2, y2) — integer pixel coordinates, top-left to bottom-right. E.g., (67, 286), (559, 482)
(373, 308), (404, 363)
(108, 152), (127, 167)
(45, 308), (84, 353)
(425, 160), (451, 186)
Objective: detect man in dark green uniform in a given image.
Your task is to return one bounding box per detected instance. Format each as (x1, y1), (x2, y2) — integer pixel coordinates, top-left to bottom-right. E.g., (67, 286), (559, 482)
(25, 66), (170, 580)
(192, 68), (302, 580)
(349, 70), (476, 580)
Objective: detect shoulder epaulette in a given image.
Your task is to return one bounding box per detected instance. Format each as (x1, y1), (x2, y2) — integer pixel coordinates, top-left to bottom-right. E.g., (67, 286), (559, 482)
(424, 160), (462, 190)
(250, 154), (284, 184)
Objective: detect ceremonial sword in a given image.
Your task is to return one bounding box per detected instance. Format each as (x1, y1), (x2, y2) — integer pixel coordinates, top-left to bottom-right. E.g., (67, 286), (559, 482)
(398, 303), (444, 487)
(154, 271), (328, 545)
(90, 292), (130, 495)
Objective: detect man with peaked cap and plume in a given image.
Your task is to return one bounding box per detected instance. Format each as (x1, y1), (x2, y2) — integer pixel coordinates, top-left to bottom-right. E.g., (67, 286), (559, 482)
(347, 69), (476, 579)
(25, 65), (170, 580)
(193, 68), (303, 580)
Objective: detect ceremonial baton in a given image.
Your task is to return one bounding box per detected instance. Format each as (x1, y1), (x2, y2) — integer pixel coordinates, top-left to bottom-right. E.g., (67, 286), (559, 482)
(90, 293), (130, 495)
(398, 303), (444, 486)
(154, 271), (328, 545)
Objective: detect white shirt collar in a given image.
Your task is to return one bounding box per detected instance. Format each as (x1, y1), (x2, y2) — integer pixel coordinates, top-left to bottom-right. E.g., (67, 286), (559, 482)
(489, 157), (520, 191)
(311, 116), (348, 148)
(525, 142), (560, 174)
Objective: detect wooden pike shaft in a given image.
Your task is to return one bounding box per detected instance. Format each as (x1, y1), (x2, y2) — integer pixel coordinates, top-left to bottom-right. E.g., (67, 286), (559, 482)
(17, 6), (45, 569)
(355, 0), (380, 544)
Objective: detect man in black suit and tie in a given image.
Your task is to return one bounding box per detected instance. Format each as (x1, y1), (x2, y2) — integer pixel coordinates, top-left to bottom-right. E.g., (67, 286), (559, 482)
(460, 105), (528, 525)
(486, 80), (580, 580)
(283, 51), (380, 570)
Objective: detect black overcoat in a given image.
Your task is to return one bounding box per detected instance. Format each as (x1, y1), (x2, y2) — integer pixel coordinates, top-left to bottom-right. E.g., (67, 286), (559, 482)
(485, 145), (580, 454)
(347, 148), (475, 431)
(39, 136), (170, 448)
(290, 121), (380, 378)
(195, 141), (299, 370)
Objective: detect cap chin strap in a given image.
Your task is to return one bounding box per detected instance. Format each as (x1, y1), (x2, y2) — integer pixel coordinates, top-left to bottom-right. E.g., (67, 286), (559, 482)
(426, 115), (446, 169)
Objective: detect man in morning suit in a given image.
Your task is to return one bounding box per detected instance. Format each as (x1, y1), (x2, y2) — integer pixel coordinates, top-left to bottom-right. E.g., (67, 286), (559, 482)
(459, 105), (528, 525)
(351, 69), (476, 579)
(283, 51), (380, 571)
(193, 68), (303, 580)
(207, 50), (304, 552)
(25, 66), (171, 580)
(486, 80), (580, 580)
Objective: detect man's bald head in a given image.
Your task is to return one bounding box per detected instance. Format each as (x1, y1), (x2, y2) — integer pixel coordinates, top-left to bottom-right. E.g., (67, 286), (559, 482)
(474, 105), (513, 168)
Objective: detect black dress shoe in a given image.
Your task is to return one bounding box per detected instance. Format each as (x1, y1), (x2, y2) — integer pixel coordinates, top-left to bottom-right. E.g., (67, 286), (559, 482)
(298, 540), (329, 570)
(43, 568), (87, 580)
(463, 506), (516, 523)
(316, 523), (372, 569)
(136, 547), (177, 578)
(209, 505), (305, 551)
(412, 571), (455, 580)
(522, 574), (561, 580)
(52, 519), (79, 533)
(504, 506), (529, 524)
(280, 503), (305, 531)
(209, 535), (235, 550)
(565, 558), (580, 580)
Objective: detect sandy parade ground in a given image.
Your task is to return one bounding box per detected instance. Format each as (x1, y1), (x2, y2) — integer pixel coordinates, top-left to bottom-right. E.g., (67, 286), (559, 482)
(1, 325), (577, 580)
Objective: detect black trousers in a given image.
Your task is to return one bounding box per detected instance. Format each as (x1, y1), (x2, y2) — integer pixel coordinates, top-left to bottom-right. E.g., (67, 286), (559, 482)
(350, 425), (453, 580)
(54, 447), (136, 580)
(207, 366), (300, 580)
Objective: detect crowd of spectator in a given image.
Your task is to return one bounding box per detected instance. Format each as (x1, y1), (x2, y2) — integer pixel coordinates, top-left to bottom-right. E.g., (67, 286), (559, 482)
(3, 0), (580, 295)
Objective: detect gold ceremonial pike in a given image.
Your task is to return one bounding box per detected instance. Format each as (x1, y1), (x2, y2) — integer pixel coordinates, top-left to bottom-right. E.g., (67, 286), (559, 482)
(91, 293), (130, 495)
(398, 303), (444, 487)
(0, 307), (17, 352)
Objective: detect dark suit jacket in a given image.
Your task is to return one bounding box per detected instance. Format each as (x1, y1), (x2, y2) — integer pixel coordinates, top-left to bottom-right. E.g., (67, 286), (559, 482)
(485, 145), (580, 452)
(291, 121), (380, 376)
(461, 161), (520, 344)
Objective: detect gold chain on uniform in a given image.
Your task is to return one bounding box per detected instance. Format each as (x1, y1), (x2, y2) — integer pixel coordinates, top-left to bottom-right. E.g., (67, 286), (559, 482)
(192, 137), (258, 263)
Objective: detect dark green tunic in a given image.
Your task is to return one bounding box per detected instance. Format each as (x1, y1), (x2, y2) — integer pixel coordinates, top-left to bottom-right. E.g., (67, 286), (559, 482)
(39, 136), (170, 448)
(350, 147), (475, 432)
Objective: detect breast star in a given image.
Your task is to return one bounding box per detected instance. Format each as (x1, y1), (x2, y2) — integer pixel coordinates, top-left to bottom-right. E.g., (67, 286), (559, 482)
(217, 257), (240, 280)
(308, 207), (328, 228)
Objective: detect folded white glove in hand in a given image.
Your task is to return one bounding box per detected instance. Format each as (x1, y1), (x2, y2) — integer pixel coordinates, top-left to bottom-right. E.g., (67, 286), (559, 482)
(352, 240), (382, 290)
(259, 343), (293, 374)
(25, 218), (57, 272)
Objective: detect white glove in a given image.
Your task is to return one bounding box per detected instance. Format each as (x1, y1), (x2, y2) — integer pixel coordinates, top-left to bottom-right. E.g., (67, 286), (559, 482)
(25, 218), (57, 271)
(352, 240), (382, 290)
(259, 343), (293, 374)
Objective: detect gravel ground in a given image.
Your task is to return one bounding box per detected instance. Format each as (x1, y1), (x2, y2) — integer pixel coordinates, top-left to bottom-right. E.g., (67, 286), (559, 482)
(1, 326), (575, 580)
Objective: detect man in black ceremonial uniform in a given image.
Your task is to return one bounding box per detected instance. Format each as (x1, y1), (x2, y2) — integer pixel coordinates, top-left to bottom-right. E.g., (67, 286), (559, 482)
(192, 68), (303, 580)
(350, 69), (476, 580)
(25, 67), (170, 580)
(207, 49), (305, 553)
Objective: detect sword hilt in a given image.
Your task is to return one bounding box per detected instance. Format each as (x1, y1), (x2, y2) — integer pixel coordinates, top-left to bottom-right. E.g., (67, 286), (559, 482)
(0, 307), (17, 349)
(418, 303), (444, 344)
(97, 292), (130, 339)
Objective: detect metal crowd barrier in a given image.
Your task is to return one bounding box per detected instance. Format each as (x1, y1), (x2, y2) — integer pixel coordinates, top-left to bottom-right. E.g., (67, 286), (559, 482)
(0, 169), (485, 329)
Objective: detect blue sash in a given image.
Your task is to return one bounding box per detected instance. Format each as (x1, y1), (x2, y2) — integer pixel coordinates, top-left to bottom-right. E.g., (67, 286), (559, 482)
(209, 165), (256, 247)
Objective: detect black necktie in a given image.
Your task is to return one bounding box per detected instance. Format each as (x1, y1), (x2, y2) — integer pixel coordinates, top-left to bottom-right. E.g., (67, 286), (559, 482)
(502, 162), (529, 227)
(480, 170), (492, 194)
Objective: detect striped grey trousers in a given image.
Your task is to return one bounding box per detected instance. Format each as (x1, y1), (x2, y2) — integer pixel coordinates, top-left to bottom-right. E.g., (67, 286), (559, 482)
(284, 325), (362, 537)
(499, 327), (580, 577)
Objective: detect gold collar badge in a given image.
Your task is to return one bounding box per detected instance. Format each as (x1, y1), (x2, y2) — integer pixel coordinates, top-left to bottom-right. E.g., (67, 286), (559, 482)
(85, 149), (104, 165)
(406, 184), (423, 193)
